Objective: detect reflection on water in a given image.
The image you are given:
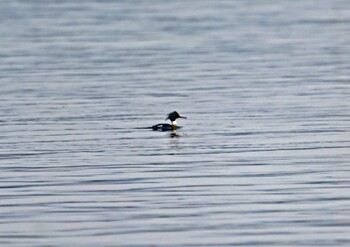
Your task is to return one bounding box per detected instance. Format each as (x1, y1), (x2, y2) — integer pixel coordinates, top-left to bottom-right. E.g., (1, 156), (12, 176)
(1, 0), (350, 246)
(170, 129), (180, 138)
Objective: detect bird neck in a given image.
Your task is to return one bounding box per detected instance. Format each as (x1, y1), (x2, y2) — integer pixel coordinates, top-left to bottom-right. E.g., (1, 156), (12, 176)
(171, 120), (177, 126)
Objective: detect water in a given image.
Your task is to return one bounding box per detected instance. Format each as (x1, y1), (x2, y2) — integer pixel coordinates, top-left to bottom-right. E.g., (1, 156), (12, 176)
(1, 0), (350, 246)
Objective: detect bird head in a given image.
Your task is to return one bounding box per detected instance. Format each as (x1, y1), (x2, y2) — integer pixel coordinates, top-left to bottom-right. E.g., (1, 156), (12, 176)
(166, 111), (187, 123)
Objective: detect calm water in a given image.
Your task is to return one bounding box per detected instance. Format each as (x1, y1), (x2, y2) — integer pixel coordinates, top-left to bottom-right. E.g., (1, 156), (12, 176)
(1, 0), (350, 246)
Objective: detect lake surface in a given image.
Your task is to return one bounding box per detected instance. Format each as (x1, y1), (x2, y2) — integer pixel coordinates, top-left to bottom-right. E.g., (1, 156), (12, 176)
(1, 0), (350, 246)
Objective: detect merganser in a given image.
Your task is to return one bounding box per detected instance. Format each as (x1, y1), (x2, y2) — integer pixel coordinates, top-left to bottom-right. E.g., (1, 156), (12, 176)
(152, 111), (187, 131)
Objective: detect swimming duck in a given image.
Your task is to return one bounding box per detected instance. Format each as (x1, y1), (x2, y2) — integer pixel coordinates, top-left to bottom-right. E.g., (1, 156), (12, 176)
(152, 111), (187, 131)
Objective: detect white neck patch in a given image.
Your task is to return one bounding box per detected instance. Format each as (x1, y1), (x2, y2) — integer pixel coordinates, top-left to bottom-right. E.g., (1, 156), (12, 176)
(171, 120), (177, 126)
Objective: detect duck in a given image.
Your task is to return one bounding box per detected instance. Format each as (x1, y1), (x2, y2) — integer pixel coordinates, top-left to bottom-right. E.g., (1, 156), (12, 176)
(152, 111), (187, 131)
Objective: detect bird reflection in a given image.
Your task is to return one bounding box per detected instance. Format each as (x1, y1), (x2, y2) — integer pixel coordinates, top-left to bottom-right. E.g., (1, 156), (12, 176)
(170, 129), (180, 138)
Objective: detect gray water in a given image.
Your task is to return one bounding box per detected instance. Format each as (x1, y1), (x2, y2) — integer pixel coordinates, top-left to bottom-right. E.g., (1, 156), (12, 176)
(1, 0), (350, 246)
